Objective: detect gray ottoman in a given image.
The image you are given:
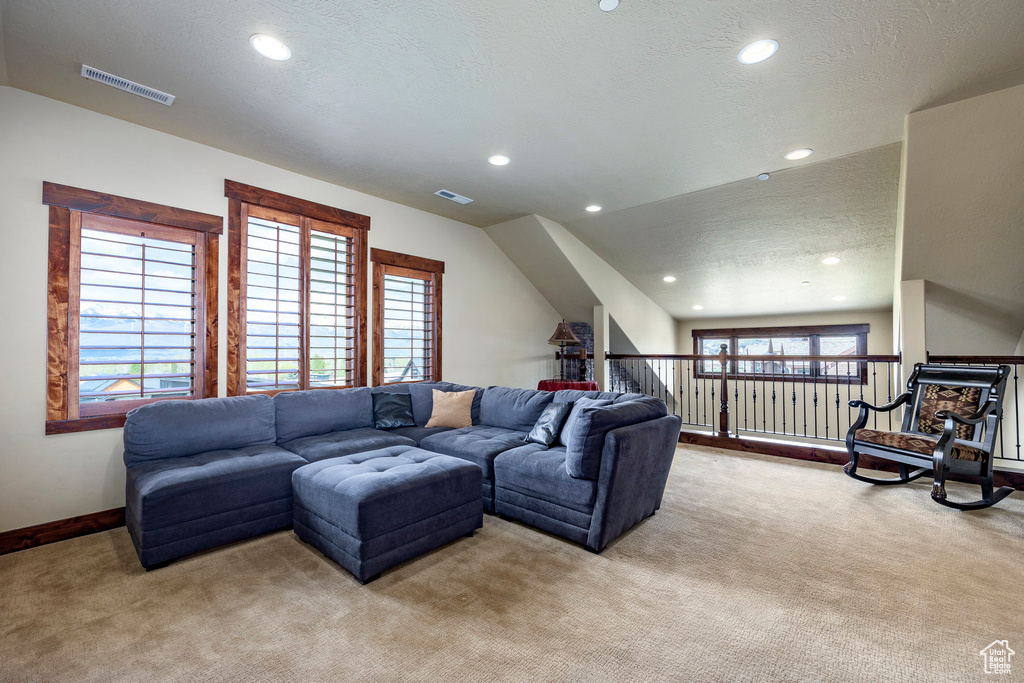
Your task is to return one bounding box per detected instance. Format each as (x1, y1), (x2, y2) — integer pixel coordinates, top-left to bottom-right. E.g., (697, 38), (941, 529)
(292, 445), (483, 583)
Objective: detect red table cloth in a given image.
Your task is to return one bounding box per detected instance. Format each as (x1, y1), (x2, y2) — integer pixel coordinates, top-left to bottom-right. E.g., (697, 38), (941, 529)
(537, 380), (600, 392)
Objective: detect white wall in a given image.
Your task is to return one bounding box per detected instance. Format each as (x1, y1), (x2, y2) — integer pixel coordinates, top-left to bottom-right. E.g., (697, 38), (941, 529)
(535, 216), (677, 354)
(900, 82), (1024, 355)
(0, 87), (560, 532)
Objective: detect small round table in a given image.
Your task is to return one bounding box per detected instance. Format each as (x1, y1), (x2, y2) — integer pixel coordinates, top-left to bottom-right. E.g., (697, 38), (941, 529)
(537, 379), (601, 392)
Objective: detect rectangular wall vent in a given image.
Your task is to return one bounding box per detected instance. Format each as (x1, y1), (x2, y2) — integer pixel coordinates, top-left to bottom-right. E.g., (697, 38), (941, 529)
(434, 189), (473, 205)
(81, 65), (176, 106)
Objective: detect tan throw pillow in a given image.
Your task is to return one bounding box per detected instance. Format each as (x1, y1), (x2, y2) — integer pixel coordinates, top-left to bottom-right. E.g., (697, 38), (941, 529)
(425, 389), (474, 429)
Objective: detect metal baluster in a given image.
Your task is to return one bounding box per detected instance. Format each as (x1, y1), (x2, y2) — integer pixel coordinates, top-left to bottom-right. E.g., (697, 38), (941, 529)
(835, 362), (841, 442)
(761, 365), (767, 433)
(710, 377), (716, 429)
(697, 363), (703, 425)
(792, 369), (798, 436)
(771, 373), (777, 435)
(871, 362), (878, 430)
(780, 362), (786, 435)
(1015, 364), (1021, 461)
(822, 363), (829, 439)
(887, 362), (893, 432)
(750, 372), (757, 433)
(686, 359), (692, 424)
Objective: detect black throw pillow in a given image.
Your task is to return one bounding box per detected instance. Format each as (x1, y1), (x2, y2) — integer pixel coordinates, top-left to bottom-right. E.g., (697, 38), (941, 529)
(526, 401), (574, 447)
(372, 392), (416, 429)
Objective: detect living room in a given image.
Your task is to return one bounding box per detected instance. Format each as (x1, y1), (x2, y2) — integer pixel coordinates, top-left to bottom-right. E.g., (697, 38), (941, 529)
(2, 1), (1023, 681)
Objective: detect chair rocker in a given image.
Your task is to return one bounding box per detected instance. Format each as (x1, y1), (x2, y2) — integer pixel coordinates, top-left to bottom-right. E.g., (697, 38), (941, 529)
(844, 363), (1013, 511)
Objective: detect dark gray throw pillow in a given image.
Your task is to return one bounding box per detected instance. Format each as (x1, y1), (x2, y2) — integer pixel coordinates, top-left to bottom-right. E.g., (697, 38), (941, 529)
(372, 391), (416, 429)
(527, 401), (575, 447)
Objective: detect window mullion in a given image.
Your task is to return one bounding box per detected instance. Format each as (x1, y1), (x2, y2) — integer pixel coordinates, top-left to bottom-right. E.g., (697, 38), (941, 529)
(299, 217), (312, 391)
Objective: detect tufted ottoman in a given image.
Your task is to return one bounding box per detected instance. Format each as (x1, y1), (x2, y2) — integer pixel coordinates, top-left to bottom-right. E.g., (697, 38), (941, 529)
(291, 445), (483, 583)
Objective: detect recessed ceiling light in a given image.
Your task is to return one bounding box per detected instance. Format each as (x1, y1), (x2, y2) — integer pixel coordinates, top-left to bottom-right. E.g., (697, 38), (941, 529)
(249, 34), (291, 61)
(738, 39), (779, 65)
(663, 276), (676, 282)
(821, 256), (840, 265)
(599, 0), (619, 11)
(801, 281), (811, 286)
(488, 155), (511, 166)
(586, 205), (603, 212)
(757, 173), (770, 181)
(692, 304), (704, 310)
(785, 148), (813, 161)
(832, 295), (847, 301)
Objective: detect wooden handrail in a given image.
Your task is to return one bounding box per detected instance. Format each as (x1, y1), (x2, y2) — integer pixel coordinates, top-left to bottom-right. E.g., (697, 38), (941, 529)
(605, 353), (900, 362)
(927, 354), (1024, 364)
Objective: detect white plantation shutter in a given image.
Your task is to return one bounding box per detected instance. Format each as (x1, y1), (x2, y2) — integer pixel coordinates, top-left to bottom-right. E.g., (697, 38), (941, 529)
(381, 270), (434, 383)
(76, 215), (201, 416)
(240, 205), (361, 393)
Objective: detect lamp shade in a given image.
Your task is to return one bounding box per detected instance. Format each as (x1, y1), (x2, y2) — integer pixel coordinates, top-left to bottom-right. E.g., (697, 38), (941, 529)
(547, 321), (581, 346)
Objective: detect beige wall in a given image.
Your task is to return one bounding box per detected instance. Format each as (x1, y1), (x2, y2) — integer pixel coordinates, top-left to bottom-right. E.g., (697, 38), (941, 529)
(675, 309), (894, 356)
(900, 82), (1024, 355)
(0, 87), (560, 532)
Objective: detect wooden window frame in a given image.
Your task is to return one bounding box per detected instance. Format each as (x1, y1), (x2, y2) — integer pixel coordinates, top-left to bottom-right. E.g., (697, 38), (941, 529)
(371, 248), (444, 386)
(43, 182), (221, 435)
(692, 323), (870, 385)
(224, 181), (369, 395)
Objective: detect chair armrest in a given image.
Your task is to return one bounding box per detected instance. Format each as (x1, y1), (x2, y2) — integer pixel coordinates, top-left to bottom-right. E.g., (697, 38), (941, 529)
(936, 400), (997, 427)
(848, 393), (911, 413)
(587, 414), (681, 553)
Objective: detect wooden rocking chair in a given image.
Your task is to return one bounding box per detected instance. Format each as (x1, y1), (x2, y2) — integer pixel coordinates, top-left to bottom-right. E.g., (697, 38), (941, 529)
(844, 363), (1013, 510)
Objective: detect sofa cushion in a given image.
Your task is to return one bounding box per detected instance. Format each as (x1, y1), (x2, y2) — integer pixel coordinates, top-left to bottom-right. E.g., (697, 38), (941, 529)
(419, 425), (527, 480)
(372, 392), (416, 429)
(123, 395), (277, 467)
(559, 398), (613, 448)
(387, 425), (454, 444)
(564, 396), (669, 480)
(126, 444), (306, 531)
(274, 388), (373, 444)
(553, 390), (620, 403)
(280, 428), (415, 463)
(409, 382), (483, 426)
(527, 401), (574, 446)
(494, 443), (598, 513)
(480, 386), (555, 432)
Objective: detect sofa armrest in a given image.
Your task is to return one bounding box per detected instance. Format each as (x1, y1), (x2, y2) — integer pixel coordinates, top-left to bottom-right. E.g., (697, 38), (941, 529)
(586, 414), (682, 552)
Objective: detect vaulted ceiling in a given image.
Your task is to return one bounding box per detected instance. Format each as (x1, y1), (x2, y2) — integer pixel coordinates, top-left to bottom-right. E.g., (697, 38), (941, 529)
(2, 0), (1022, 317)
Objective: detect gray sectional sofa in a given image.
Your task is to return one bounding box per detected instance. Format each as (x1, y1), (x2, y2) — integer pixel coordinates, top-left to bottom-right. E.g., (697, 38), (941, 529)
(123, 381), (681, 570)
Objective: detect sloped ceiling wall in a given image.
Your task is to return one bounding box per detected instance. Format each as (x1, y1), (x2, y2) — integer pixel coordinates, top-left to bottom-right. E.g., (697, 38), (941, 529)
(901, 82), (1024, 354)
(486, 214), (676, 354)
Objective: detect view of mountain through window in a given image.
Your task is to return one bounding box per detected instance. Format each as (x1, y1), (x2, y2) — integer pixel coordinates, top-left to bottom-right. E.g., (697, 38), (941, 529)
(78, 224), (198, 413)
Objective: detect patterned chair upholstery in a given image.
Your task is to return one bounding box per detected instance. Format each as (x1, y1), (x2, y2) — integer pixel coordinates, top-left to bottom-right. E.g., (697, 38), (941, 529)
(844, 363), (1012, 510)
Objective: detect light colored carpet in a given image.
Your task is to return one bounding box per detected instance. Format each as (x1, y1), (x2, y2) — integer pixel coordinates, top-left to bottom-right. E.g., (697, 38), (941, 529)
(2, 445), (1023, 682)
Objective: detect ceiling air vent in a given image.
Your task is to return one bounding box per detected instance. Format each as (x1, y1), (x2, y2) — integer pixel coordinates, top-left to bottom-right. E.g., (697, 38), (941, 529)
(434, 189), (473, 205)
(81, 65), (176, 106)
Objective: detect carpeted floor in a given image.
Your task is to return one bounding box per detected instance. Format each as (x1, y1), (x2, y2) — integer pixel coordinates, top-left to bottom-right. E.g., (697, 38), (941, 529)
(2, 445), (1023, 682)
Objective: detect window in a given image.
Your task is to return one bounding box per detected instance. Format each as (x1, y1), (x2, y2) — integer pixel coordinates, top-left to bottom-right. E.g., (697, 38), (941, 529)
(371, 249), (443, 385)
(43, 182), (221, 434)
(692, 324), (869, 383)
(224, 181), (369, 395)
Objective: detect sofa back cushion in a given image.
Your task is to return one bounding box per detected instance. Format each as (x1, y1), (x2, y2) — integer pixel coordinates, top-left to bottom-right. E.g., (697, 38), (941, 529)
(274, 387), (373, 443)
(123, 394), (277, 467)
(562, 395), (669, 480)
(480, 386), (555, 432)
(409, 381), (483, 426)
(553, 389), (621, 403)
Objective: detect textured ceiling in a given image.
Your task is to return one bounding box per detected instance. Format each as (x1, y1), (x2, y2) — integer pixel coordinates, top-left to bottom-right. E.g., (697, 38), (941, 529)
(563, 144), (902, 319)
(2, 0), (1023, 230)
